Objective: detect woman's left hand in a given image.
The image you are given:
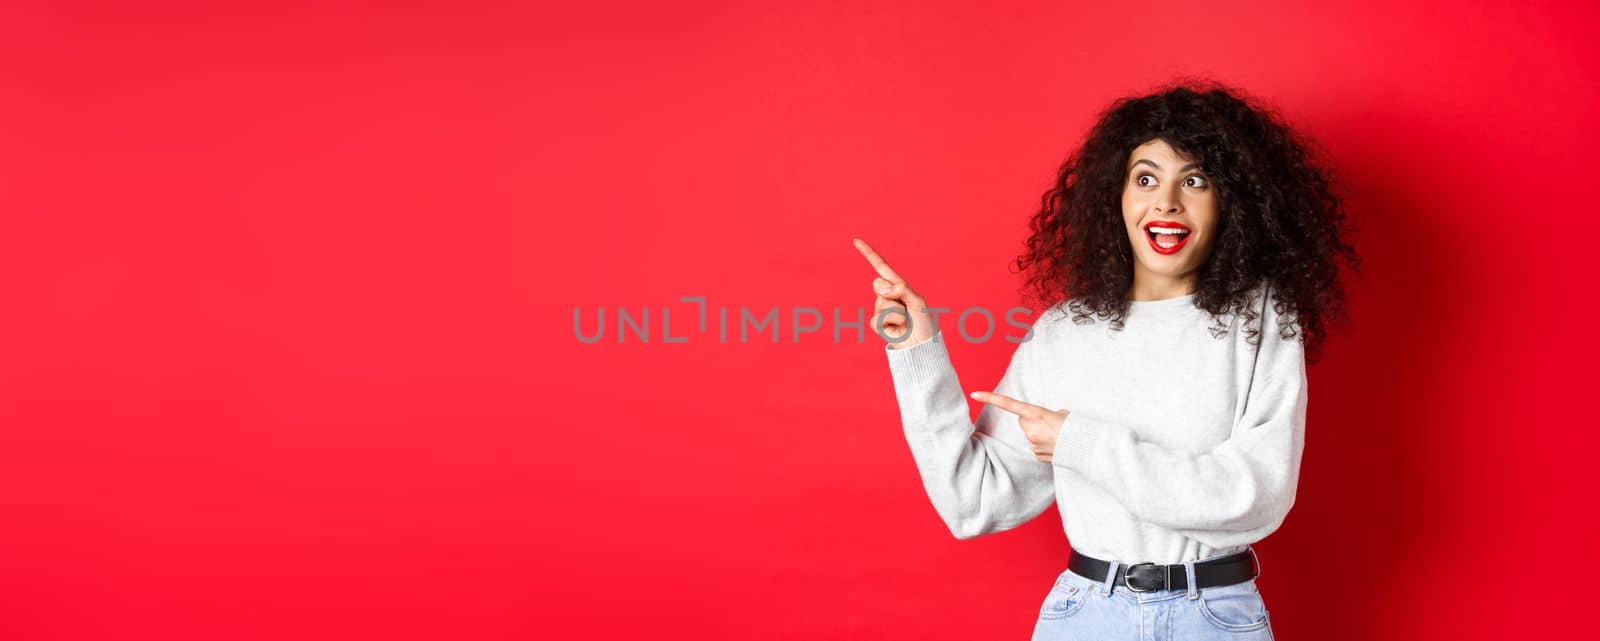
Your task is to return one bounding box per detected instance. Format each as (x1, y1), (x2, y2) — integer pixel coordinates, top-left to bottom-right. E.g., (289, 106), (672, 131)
(969, 391), (1069, 463)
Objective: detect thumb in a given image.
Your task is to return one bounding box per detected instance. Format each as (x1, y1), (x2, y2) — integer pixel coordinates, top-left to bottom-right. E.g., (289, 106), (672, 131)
(873, 278), (925, 307)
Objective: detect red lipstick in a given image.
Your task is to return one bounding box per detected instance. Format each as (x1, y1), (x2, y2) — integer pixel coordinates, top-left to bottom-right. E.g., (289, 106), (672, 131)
(1143, 221), (1192, 255)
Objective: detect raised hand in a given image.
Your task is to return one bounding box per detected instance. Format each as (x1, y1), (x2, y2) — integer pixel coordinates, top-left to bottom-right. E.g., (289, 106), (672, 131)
(853, 237), (937, 349)
(969, 391), (1069, 463)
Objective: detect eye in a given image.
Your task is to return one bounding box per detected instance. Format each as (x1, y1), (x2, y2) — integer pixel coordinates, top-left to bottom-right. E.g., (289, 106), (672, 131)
(1185, 174), (1209, 188)
(1135, 174), (1156, 187)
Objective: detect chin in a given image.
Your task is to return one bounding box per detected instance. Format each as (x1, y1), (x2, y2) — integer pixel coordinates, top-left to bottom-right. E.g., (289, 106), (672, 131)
(1132, 252), (1190, 276)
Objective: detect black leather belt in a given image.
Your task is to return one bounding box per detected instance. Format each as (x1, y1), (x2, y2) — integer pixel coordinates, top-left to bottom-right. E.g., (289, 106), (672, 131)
(1068, 547), (1260, 593)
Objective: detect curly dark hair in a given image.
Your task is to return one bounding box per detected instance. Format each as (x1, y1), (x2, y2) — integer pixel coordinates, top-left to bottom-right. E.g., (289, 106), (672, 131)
(1013, 78), (1359, 360)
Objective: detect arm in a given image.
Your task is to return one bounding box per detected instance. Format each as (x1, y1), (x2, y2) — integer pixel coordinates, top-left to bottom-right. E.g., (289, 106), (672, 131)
(1050, 300), (1308, 548)
(885, 328), (1057, 540)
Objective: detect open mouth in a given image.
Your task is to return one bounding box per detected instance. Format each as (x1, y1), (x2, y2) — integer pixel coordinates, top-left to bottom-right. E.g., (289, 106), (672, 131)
(1143, 221), (1191, 255)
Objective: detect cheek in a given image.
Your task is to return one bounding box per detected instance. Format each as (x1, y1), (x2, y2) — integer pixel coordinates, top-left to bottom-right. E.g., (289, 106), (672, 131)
(1122, 213), (1143, 240)
(1193, 213), (1222, 255)
(1192, 199), (1220, 234)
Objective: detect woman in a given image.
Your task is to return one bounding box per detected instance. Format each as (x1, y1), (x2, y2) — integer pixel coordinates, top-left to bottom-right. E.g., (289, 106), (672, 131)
(852, 80), (1356, 640)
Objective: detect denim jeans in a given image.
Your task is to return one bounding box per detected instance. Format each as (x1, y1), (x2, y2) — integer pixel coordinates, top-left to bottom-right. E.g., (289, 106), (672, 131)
(1031, 554), (1275, 641)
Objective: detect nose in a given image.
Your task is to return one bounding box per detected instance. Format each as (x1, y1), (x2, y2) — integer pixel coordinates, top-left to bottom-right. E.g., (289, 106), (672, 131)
(1154, 185), (1182, 215)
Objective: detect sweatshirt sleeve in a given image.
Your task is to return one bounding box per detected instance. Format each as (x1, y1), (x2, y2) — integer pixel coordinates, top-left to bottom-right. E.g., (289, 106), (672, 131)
(1049, 296), (1308, 548)
(885, 327), (1057, 540)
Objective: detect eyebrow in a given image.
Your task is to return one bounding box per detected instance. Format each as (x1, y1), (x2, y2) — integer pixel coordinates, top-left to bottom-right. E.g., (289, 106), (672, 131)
(1131, 158), (1203, 172)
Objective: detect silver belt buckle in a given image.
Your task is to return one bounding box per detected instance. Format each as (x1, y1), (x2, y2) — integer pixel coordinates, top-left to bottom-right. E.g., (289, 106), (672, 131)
(1121, 562), (1166, 593)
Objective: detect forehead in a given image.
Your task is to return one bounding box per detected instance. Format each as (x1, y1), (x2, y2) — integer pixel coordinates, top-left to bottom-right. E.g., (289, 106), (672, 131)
(1127, 139), (1198, 168)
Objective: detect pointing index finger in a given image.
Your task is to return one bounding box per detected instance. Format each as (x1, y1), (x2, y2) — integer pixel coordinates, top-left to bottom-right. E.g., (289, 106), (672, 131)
(852, 237), (905, 283)
(969, 391), (1044, 418)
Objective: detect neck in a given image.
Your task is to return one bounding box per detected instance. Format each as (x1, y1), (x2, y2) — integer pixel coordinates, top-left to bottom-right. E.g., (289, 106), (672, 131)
(1129, 271), (1197, 301)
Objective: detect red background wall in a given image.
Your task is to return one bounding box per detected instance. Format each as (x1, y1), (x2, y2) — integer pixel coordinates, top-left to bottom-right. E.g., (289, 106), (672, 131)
(4, 1), (1596, 639)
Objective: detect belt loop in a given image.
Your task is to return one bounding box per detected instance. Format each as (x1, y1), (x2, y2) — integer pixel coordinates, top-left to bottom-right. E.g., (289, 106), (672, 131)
(1184, 559), (1198, 600)
(1101, 560), (1121, 597)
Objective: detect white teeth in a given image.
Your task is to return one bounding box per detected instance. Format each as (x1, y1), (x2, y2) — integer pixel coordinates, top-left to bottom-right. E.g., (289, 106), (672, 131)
(1148, 227), (1189, 235)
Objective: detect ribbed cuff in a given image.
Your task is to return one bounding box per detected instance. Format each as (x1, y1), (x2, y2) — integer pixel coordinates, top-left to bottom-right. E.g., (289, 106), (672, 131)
(1053, 411), (1111, 474)
(884, 330), (952, 388)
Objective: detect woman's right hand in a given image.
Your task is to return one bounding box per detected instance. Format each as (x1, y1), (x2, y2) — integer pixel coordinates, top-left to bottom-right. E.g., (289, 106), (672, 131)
(853, 237), (937, 350)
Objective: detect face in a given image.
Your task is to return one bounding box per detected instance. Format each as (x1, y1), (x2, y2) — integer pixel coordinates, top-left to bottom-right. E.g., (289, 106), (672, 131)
(1121, 138), (1220, 295)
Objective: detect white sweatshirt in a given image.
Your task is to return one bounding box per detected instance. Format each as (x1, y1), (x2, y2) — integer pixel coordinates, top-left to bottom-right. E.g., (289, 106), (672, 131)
(883, 286), (1307, 564)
